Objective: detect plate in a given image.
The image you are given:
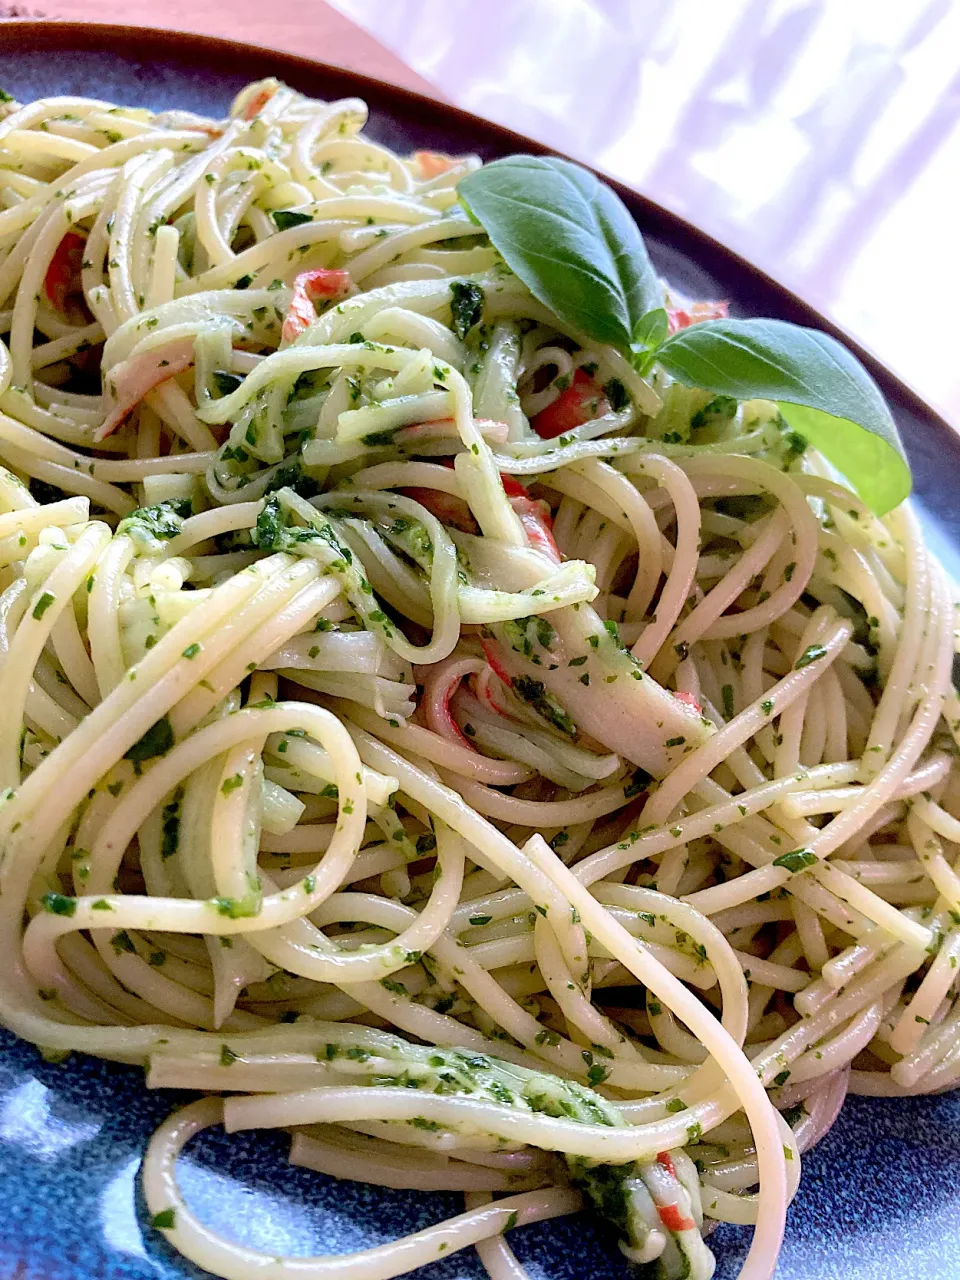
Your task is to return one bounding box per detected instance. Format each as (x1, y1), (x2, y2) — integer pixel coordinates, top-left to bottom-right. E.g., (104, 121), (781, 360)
(0, 22), (957, 1280)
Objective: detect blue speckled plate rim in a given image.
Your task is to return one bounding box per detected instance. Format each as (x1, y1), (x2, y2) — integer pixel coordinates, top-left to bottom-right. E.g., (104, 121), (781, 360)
(0, 21), (956, 1280)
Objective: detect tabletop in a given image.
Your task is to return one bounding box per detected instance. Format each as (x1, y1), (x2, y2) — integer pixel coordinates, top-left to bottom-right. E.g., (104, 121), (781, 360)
(4, 0), (960, 428)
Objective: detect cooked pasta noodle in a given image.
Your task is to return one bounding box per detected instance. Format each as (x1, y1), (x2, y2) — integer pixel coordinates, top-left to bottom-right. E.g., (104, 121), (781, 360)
(0, 77), (956, 1280)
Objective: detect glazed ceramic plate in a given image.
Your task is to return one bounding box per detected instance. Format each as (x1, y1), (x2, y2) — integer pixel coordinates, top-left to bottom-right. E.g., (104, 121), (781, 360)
(0, 22), (957, 1280)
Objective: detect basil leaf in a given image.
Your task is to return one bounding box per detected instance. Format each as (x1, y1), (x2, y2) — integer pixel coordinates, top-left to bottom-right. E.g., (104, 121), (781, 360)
(449, 280), (484, 339)
(272, 209), (313, 231)
(657, 318), (910, 514)
(459, 155), (663, 349)
(124, 716), (175, 762)
(632, 308), (669, 351)
(212, 369), (243, 398)
(630, 307), (669, 374)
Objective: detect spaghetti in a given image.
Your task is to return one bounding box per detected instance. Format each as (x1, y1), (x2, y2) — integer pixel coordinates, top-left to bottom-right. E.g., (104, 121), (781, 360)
(0, 76), (956, 1280)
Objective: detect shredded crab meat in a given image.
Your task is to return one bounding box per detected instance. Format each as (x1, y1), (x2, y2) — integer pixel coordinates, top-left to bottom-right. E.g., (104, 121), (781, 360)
(97, 336), (197, 439)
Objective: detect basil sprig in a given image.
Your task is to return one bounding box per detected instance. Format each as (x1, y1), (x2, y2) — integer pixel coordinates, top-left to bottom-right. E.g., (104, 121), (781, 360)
(459, 156), (910, 515)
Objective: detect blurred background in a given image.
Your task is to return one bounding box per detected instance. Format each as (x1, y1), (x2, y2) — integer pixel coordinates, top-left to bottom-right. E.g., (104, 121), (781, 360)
(15, 0), (960, 424)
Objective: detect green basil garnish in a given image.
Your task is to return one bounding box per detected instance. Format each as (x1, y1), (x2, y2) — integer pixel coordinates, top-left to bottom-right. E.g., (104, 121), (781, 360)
(459, 155), (910, 515)
(272, 209), (313, 231)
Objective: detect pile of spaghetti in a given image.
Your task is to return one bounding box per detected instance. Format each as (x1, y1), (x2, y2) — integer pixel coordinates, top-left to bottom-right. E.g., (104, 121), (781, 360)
(0, 77), (956, 1280)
